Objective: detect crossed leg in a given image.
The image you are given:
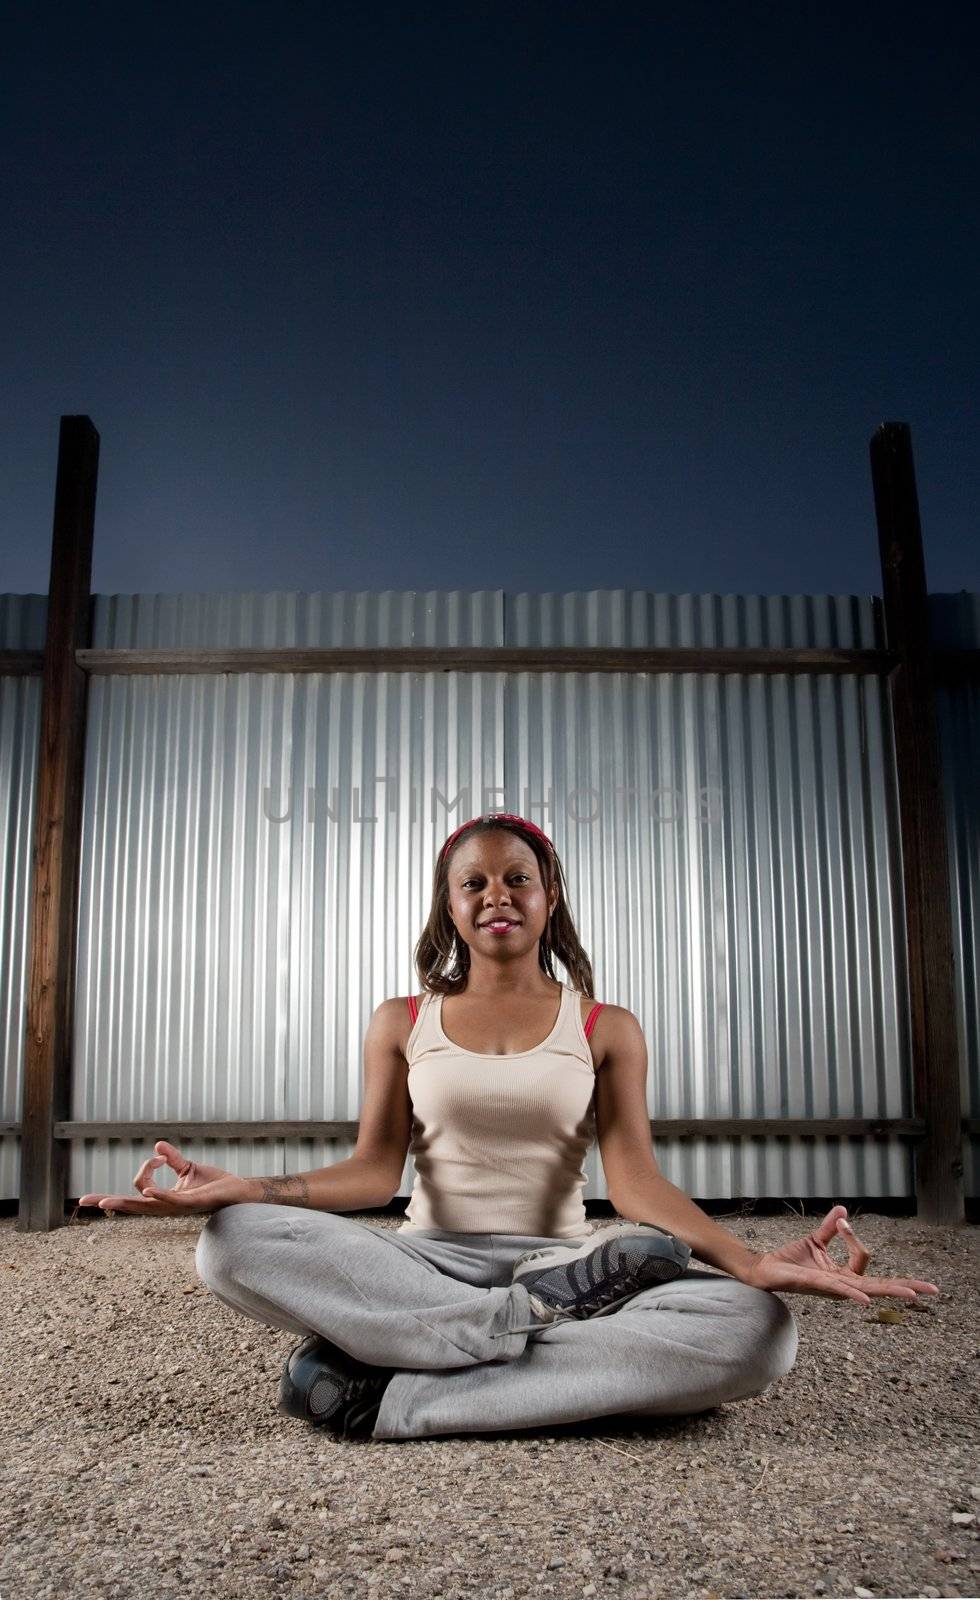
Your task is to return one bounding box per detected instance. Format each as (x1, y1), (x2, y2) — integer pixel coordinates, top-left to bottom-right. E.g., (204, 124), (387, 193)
(195, 1204), (798, 1440)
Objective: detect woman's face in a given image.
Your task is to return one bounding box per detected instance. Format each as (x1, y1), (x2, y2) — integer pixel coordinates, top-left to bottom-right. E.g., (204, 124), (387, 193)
(444, 829), (558, 961)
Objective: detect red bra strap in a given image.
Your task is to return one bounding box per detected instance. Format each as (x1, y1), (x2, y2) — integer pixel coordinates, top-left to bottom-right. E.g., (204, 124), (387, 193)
(407, 994), (419, 1025)
(584, 1002), (604, 1039)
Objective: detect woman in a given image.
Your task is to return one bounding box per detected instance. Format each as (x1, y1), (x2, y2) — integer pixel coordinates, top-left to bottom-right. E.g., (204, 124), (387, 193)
(81, 812), (939, 1442)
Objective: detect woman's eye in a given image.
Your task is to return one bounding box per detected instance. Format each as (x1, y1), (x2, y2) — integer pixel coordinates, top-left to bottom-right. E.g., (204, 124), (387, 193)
(463, 875), (529, 888)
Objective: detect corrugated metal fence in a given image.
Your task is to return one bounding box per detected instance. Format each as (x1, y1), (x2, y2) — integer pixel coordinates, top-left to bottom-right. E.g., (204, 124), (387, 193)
(1, 588), (977, 1204)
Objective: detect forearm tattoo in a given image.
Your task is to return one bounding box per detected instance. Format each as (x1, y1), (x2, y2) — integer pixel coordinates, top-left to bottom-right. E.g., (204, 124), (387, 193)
(256, 1175), (313, 1207)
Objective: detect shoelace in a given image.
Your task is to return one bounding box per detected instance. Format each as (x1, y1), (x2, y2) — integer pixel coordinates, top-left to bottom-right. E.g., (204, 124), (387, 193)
(491, 1265), (646, 1337)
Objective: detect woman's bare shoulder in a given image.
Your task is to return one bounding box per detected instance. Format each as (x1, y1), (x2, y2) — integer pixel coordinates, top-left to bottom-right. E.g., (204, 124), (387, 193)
(578, 998), (639, 1068)
(372, 993), (430, 1056)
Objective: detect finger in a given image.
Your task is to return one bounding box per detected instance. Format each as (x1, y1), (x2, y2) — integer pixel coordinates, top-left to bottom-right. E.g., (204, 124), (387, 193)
(855, 1275), (941, 1299)
(172, 1156), (195, 1188)
(835, 1217), (871, 1275)
(78, 1194), (101, 1207)
(813, 1205), (849, 1248)
(813, 1281), (873, 1306)
(767, 1264), (875, 1306)
(133, 1154), (165, 1193)
(96, 1190), (171, 1214)
(818, 1268), (940, 1301)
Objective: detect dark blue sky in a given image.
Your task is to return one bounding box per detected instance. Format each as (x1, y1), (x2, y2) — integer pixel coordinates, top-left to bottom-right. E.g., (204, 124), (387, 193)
(2, 2), (977, 598)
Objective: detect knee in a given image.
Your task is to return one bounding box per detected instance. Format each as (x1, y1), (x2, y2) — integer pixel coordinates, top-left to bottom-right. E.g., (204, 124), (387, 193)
(729, 1283), (799, 1390)
(195, 1202), (288, 1293)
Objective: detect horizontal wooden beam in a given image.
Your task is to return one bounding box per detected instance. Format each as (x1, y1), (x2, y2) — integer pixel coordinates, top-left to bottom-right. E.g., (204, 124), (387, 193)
(0, 1115), (938, 1141)
(75, 645), (899, 675)
(2, 645), (978, 680)
(0, 650), (44, 675)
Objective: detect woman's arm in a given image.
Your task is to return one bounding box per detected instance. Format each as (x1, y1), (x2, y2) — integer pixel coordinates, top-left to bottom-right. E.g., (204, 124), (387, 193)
(593, 1008), (940, 1304)
(82, 1000), (414, 1217)
(238, 999), (413, 1210)
(240, 1158), (395, 1211)
(592, 1006), (757, 1271)
(613, 1169), (760, 1279)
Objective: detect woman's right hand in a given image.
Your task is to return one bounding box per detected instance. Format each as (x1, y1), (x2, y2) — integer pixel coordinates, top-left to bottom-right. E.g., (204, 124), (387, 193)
(78, 1140), (250, 1216)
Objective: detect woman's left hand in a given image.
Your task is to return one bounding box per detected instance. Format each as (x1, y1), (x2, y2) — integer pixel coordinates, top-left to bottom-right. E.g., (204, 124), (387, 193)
(740, 1204), (940, 1306)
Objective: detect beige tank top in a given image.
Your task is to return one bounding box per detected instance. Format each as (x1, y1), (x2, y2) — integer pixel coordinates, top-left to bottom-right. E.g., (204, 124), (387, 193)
(399, 981), (598, 1239)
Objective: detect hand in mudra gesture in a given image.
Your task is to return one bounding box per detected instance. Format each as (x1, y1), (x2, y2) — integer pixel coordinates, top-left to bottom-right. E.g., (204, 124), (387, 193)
(742, 1205), (939, 1306)
(78, 1140), (248, 1216)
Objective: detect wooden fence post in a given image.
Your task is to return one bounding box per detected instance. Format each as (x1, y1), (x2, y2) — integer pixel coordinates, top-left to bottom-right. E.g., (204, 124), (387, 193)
(870, 421), (964, 1224)
(17, 417), (98, 1232)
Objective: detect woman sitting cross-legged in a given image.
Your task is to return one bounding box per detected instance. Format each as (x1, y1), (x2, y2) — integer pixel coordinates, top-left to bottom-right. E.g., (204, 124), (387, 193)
(81, 812), (939, 1442)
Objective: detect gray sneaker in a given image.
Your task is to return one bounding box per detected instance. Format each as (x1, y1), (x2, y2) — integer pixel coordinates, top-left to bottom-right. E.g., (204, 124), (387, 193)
(493, 1222), (692, 1337)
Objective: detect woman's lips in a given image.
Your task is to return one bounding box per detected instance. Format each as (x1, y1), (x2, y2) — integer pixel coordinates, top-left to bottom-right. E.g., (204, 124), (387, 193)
(481, 920), (519, 934)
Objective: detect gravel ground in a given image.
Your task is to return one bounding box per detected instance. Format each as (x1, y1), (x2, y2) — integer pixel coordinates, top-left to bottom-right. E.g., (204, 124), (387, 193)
(2, 1207), (978, 1600)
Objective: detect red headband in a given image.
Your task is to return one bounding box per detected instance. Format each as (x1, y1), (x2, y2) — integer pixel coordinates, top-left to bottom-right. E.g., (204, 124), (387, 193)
(439, 813), (556, 864)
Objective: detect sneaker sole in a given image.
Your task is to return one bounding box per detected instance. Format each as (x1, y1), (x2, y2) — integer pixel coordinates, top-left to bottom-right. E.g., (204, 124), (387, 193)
(278, 1335), (345, 1424)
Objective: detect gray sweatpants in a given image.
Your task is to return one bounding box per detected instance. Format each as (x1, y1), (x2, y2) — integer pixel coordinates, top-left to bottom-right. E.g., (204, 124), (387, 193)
(195, 1203), (798, 1440)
